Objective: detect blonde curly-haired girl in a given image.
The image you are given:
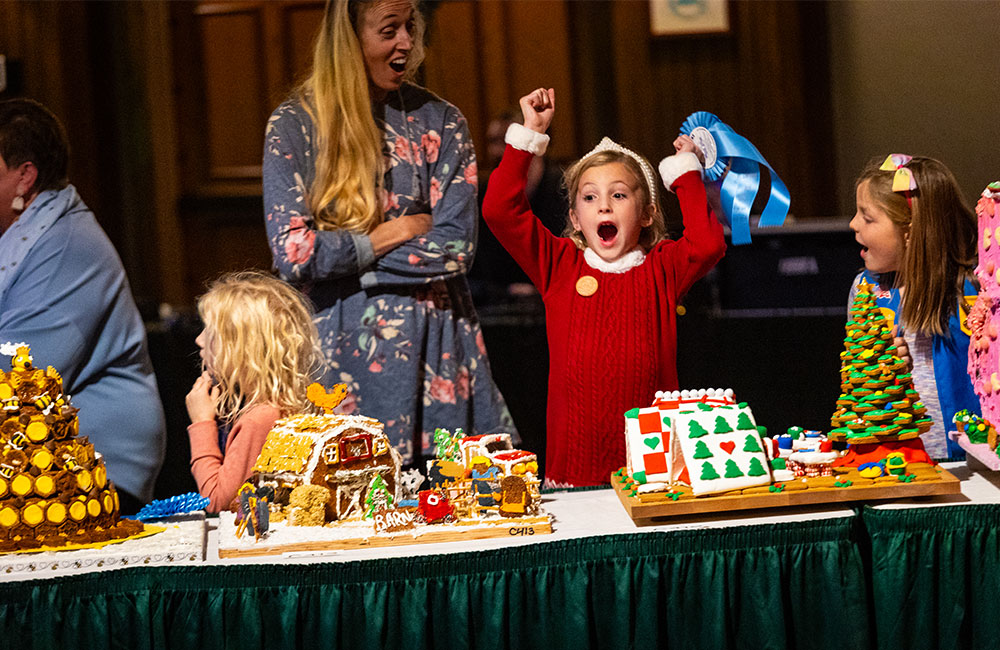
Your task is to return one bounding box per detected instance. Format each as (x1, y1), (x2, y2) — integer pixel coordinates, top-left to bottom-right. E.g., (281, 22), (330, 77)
(186, 270), (323, 512)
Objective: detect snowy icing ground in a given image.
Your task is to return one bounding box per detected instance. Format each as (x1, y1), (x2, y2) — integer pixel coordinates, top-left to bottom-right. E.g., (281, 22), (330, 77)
(0, 514), (207, 578)
(216, 510), (552, 557)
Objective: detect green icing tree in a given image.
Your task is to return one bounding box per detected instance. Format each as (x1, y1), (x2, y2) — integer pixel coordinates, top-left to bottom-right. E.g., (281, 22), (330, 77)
(714, 415), (733, 433)
(743, 434), (762, 452)
(747, 457), (768, 477)
(363, 474), (394, 519)
(433, 427), (465, 462)
(736, 412), (755, 430)
(688, 420), (709, 438)
(700, 461), (721, 480)
(724, 459), (744, 478)
(693, 440), (713, 459)
(829, 279), (931, 443)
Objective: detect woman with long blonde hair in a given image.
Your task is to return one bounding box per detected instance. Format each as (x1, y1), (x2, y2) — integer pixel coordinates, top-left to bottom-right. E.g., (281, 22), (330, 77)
(262, 0), (514, 466)
(186, 270), (323, 512)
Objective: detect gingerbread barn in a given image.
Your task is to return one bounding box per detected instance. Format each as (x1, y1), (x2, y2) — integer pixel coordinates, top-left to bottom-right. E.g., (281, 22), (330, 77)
(251, 413), (401, 522)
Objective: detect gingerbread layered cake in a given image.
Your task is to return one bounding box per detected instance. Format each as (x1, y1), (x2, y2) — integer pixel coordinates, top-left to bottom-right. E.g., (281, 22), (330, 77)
(0, 345), (142, 552)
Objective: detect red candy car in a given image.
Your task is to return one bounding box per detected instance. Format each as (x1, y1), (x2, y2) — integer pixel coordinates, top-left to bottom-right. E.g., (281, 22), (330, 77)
(416, 489), (456, 524)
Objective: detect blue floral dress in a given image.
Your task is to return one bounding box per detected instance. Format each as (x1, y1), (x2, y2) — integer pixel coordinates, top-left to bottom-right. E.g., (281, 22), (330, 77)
(263, 83), (515, 464)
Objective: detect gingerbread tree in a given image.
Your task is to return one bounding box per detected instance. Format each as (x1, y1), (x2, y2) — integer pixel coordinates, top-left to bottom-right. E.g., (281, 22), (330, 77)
(433, 427), (464, 462)
(362, 474), (394, 520)
(828, 280), (934, 465)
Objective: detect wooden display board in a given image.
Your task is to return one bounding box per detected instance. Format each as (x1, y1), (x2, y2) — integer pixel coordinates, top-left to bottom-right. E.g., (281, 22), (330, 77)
(218, 515), (552, 558)
(614, 463), (961, 524)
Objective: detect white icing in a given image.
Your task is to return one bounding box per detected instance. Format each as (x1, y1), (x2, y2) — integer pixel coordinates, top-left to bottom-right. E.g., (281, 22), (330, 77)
(636, 482), (670, 494)
(788, 450), (839, 465)
(0, 341), (28, 356)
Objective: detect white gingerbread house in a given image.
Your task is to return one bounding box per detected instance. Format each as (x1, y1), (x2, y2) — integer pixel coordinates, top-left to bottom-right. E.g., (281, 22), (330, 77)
(624, 388), (772, 495)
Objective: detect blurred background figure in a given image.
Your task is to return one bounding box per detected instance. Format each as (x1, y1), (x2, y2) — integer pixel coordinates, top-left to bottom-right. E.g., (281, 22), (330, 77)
(469, 108), (568, 304)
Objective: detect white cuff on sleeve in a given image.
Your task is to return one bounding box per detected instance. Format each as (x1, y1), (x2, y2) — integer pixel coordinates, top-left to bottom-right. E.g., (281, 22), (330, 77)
(505, 123), (550, 156)
(658, 152), (703, 190)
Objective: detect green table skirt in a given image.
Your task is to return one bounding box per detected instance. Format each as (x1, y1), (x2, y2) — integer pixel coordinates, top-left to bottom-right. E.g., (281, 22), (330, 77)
(1, 517), (865, 650)
(863, 504), (1000, 650)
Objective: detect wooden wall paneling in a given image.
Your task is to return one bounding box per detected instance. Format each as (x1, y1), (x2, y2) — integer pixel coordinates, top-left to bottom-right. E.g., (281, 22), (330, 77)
(179, 196), (273, 298)
(424, 1), (578, 166)
(53, 5), (105, 243)
(171, 0), (205, 200)
(261, 3), (289, 110)
(608, 2), (659, 162)
(474, 1), (511, 129)
(603, 0), (832, 223)
(284, 3), (325, 96)
(0, 2), (175, 306)
(141, 2), (187, 306)
(422, 1), (485, 165)
(196, 4), (269, 186)
(95, 2), (164, 306)
(503, 2), (575, 162)
(730, 0), (826, 220)
(566, 1), (616, 155)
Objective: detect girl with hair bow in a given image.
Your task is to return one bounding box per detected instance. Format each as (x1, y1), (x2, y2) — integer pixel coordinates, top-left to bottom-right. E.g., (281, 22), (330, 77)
(849, 154), (979, 459)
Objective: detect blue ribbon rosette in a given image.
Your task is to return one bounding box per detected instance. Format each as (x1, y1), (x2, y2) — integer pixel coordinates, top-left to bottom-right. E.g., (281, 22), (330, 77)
(681, 111), (790, 245)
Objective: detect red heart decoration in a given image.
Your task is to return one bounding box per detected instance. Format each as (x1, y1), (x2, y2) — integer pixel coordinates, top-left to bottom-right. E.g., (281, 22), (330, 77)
(719, 441), (736, 454)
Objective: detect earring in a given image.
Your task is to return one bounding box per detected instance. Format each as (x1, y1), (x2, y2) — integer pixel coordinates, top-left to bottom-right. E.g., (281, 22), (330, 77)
(11, 196), (24, 212)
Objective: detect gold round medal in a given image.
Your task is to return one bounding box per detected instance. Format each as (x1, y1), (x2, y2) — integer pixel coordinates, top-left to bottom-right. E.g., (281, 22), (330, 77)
(576, 275), (598, 297)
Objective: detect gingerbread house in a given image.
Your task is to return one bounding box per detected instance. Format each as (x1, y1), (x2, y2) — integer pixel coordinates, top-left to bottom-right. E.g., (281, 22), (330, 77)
(457, 433), (537, 476)
(251, 413), (401, 521)
(624, 388), (772, 495)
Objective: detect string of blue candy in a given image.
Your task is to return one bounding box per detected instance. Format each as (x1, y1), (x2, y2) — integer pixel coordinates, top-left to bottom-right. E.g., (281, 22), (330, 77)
(133, 492), (210, 521)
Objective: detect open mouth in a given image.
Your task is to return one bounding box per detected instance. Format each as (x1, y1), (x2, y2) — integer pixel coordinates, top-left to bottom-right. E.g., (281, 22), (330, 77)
(597, 222), (618, 242)
(389, 59), (407, 73)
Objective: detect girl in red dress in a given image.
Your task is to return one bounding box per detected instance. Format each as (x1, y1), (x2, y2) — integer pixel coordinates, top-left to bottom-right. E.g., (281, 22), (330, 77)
(482, 88), (726, 487)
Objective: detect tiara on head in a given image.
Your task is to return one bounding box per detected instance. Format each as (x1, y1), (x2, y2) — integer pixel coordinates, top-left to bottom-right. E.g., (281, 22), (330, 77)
(580, 137), (658, 205)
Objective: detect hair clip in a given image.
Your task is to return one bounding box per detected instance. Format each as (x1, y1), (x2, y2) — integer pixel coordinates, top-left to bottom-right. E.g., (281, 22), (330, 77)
(581, 137), (658, 205)
(879, 154), (917, 192)
(879, 154), (917, 207)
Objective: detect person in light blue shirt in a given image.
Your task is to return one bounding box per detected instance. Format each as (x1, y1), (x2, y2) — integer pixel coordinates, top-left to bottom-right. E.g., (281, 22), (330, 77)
(0, 98), (165, 511)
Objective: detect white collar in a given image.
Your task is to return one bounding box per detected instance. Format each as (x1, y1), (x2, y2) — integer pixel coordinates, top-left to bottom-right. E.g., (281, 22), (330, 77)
(583, 246), (646, 274)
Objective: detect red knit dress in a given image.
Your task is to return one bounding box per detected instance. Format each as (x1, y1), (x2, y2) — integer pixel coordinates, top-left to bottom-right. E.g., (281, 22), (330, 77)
(482, 145), (726, 486)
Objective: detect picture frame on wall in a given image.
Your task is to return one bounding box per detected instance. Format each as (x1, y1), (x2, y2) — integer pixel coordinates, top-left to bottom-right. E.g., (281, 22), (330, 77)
(650, 0), (730, 37)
